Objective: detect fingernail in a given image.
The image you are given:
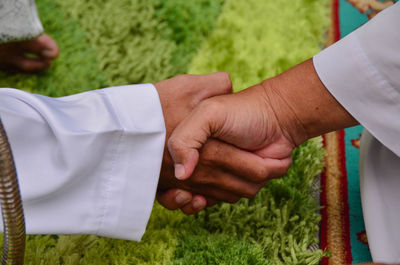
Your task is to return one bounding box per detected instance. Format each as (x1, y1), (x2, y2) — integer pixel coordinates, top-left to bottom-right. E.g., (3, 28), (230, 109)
(174, 164), (185, 180)
(192, 199), (203, 210)
(175, 192), (190, 205)
(41, 49), (53, 58)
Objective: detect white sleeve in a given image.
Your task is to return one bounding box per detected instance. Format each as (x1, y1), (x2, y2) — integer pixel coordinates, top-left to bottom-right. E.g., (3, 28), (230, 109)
(313, 3), (400, 156)
(0, 84), (166, 241)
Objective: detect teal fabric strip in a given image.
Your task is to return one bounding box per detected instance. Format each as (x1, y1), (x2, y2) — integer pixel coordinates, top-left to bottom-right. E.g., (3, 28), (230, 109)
(344, 125), (371, 263)
(339, 0), (369, 38)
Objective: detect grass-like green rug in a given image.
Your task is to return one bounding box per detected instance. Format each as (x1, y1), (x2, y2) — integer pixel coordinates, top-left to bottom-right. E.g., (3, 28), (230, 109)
(0, 0), (331, 264)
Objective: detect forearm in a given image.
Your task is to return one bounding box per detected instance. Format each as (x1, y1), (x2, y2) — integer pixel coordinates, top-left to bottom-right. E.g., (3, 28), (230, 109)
(261, 59), (358, 146)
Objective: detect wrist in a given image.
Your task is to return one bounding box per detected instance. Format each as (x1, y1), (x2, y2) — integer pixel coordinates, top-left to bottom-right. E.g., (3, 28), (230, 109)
(261, 59), (358, 145)
(260, 79), (308, 147)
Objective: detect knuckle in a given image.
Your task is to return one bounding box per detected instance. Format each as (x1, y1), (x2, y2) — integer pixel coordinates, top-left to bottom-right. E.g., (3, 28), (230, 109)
(199, 146), (213, 163)
(219, 72), (233, 93)
(252, 166), (269, 183)
(283, 160), (292, 171)
(271, 159), (292, 179)
(167, 136), (175, 147)
(248, 186), (262, 198)
(200, 141), (220, 163)
(199, 151), (213, 166)
(167, 136), (181, 151)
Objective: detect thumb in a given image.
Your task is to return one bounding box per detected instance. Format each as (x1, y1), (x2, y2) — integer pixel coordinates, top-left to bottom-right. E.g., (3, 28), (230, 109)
(168, 101), (218, 180)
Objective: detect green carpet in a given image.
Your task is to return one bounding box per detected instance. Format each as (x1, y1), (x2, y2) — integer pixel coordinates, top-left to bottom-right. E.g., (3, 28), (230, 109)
(0, 0), (331, 264)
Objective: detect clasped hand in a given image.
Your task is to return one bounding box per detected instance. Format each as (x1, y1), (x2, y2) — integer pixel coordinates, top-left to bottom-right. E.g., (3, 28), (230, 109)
(155, 72), (295, 215)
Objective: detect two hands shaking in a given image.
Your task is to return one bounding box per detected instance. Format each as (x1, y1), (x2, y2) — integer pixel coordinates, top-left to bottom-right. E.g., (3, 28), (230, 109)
(154, 59), (357, 215)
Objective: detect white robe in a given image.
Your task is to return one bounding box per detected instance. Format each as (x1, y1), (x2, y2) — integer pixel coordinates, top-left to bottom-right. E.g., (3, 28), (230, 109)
(0, 84), (165, 241)
(314, 2), (400, 263)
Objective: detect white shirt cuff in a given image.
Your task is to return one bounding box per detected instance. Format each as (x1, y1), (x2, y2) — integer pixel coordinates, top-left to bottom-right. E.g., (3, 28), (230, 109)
(96, 84), (165, 240)
(313, 29), (400, 157)
(0, 84), (165, 241)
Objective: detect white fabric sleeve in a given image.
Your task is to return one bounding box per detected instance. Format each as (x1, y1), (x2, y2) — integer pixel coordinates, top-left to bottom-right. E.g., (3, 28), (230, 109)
(0, 84), (165, 241)
(313, 2), (400, 157)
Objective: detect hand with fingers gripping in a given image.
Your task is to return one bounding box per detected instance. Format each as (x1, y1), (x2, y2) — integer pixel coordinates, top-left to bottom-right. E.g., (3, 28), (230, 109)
(167, 59), (358, 202)
(154, 73), (279, 215)
(166, 79), (294, 188)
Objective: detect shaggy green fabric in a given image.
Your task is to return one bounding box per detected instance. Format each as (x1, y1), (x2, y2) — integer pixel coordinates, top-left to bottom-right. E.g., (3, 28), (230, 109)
(174, 139), (327, 265)
(0, 0), (330, 264)
(189, 0), (330, 91)
(53, 0), (176, 86)
(54, 0), (223, 86)
(154, 0), (225, 76)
